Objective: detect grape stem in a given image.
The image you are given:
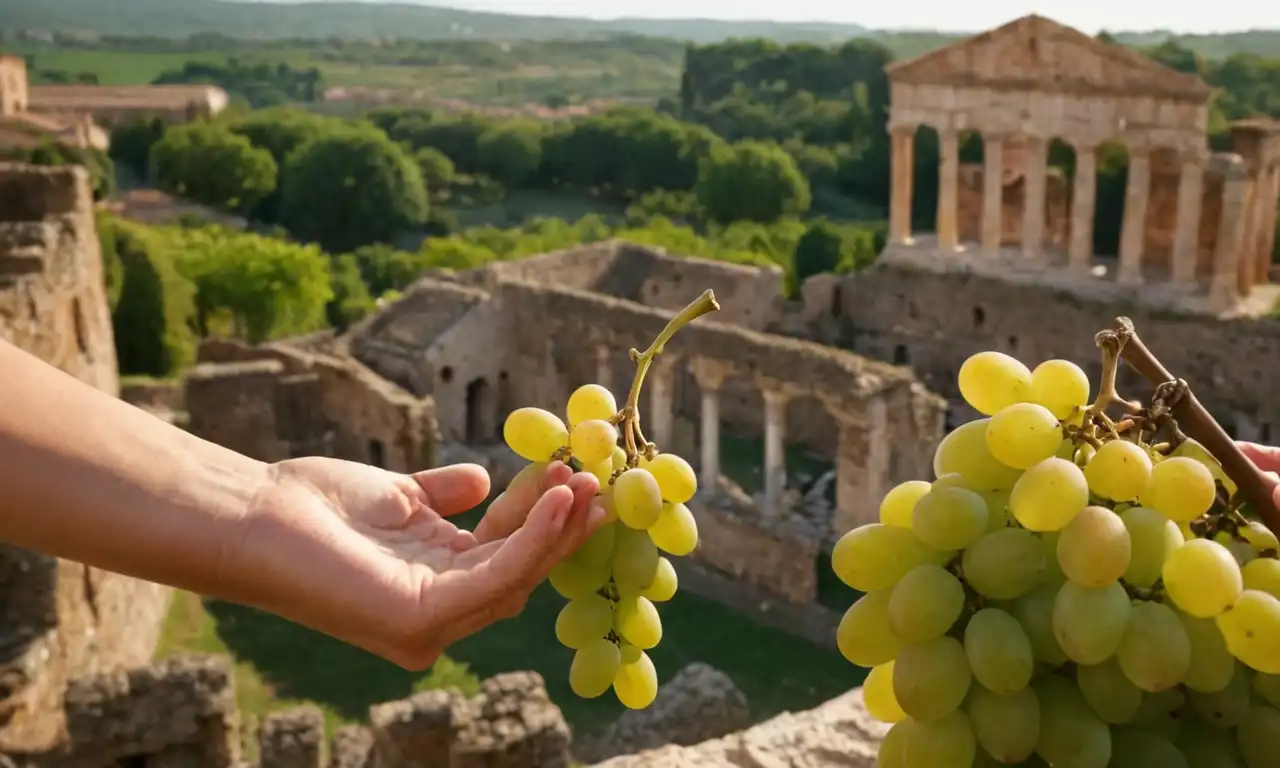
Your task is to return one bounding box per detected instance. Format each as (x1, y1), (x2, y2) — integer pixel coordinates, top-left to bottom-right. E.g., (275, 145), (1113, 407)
(1105, 317), (1280, 533)
(617, 290), (720, 467)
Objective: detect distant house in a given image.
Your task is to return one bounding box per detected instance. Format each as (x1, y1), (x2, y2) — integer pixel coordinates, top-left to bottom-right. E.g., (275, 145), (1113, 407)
(28, 83), (230, 127)
(0, 55), (108, 151)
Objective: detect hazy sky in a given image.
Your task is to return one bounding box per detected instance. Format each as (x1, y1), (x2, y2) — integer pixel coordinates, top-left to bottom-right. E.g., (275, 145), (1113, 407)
(428, 1), (1277, 34)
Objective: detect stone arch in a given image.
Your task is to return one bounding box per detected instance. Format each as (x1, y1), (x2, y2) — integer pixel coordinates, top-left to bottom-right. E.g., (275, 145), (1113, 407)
(464, 376), (496, 443)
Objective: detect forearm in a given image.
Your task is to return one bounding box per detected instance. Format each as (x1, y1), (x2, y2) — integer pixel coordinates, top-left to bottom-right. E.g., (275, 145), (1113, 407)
(0, 340), (270, 596)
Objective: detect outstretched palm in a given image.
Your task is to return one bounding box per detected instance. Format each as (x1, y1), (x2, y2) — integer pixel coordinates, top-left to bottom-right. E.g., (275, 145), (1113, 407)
(232, 457), (601, 669)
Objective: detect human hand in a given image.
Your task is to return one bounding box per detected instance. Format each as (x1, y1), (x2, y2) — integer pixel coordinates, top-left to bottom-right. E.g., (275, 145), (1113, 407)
(223, 457), (604, 669)
(1236, 441), (1280, 505)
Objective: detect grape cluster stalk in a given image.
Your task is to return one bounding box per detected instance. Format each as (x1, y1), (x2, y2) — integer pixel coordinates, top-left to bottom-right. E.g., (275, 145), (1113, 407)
(834, 324), (1280, 767)
(499, 290), (719, 710)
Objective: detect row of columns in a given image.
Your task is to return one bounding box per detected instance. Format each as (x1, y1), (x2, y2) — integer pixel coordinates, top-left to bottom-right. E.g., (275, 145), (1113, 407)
(888, 124), (1262, 300)
(595, 350), (893, 533)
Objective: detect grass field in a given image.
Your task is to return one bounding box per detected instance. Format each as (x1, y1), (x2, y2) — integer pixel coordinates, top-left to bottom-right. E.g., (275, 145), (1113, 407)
(154, 433), (863, 743)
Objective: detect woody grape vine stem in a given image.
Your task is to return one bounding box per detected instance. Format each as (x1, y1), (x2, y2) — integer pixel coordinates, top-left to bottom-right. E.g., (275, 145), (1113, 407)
(1106, 316), (1280, 532)
(610, 290), (720, 468)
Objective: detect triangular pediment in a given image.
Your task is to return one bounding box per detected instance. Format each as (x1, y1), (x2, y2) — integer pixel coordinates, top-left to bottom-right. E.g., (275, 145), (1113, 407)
(885, 15), (1213, 102)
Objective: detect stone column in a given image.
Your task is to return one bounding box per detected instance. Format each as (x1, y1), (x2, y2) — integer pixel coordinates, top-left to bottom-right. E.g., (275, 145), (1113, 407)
(1236, 178), (1261, 297)
(937, 127), (960, 250)
(889, 125), (916, 244)
(594, 345), (612, 393)
(981, 134), (1004, 256)
(690, 359), (726, 494)
(1170, 153), (1205, 287)
(1068, 143), (1097, 275)
(762, 388), (789, 515)
(1209, 156), (1249, 311)
(1020, 136), (1048, 261)
(1255, 166), (1280, 284)
(1118, 149), (1151, 284)
(648, 358), (677, 451)
(830, 398), (891, 537)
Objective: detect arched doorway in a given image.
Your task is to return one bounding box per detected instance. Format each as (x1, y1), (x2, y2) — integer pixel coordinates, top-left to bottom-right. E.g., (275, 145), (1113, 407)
(465, 377), (495, 443)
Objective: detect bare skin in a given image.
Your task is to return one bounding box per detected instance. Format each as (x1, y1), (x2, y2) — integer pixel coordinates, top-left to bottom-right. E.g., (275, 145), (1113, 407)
(0, 340), (605, 670)
(1239, 442), (1280, 509)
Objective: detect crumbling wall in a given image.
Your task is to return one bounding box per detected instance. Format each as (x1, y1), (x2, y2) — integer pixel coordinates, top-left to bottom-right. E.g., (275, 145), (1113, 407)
(0, 163), (171, 755)
(184, 338), (438, 472)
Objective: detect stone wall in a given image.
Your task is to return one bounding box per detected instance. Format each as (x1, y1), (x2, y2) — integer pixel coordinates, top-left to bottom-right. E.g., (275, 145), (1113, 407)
(185, 338), (438, 473)
(832, 257), (1280, 435)
(0, 163), (172, 756)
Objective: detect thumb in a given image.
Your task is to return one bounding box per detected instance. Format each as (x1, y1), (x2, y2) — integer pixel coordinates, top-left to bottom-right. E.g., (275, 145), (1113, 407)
(1238, 442), (1280, 474)
(424, 484), (574, 627)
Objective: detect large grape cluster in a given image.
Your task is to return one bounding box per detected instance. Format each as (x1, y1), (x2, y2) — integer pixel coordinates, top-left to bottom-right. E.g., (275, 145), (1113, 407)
(834, 349), (1280, 767)
(498, 291), (717, 711)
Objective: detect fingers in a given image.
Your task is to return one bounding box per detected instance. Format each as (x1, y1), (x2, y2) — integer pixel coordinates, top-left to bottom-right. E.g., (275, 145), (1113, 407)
(1238, 442), (1280, 474)
(411, 463), (490, 517)
(473, 462), (573, 545)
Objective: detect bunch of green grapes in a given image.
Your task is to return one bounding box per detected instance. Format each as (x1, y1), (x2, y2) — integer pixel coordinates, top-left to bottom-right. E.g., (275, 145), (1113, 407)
(501, 382), (699, 711)
(834, 350), (1280, 767)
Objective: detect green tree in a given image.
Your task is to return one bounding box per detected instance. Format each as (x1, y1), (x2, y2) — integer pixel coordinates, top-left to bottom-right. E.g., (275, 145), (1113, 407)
(415, 146), (456, 193)
(104, 217), (198, 377)
(150, 123), (278, 214)
(171, 226), (334, 343)
(793, 218), (845, 290)
(227, 108), (340, 223)
(326, 254), (376, 330)
(108, 116), (167, 179)
(476, 123), (543, 188)
(694, 140), (811, 224)
(280, 127), (429, 253)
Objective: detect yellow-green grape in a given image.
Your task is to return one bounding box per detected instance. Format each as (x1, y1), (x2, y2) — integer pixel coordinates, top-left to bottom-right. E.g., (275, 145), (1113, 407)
(1011, 581), (1070, 665)
(503, 407), (569, 462)
(1254, 672), (1280, 707)
(1178, 722), (1247, 768)
(1131, 686), (1187, 738)
(566, 383), (617, 427)
(887, 564), (965, 643)
(1009, 457), (1089, 532)
(1056, 505), (1131, 587)
(548, 557), (610, 599)
(1163, 539), (1243, 619)
(930, 472), (968, 490)
(1172, 437), (1237, 497)
(892, 637), (972, 722)
(912, 486), (989, 551)
(584, 457), (614, 488)
(1040, 530), (1066, 586)
(1189, 664), (1252, 729)
(966, 686), (1039, 763)
(598, 490), (618, 524)
(1120, 506), (1185, 588)
(963, 608), (1034, 694)
(899, 710), (977, 768)
(830, 524), (946, 592)
(555, 595), (614, 649)
(1052, 580), (1130, 665)
(569, 638), (622, 699)
(961, 528), (1046, 600)
(1109, 727), (1189, 768)
(569, 418), (618, 466)
(613, 467), (663, 529)
(878, 720), (909, 768)
(933, 419), (1022, 492)
(612, 649), (658, 710)
(1242, 521), (1280, 553)
(640, 557), (677, 602)
(618, 642), (642, 664)
(1082, 439), (1152, 502)
(614, 595), (662, 649)
(836, 590), (902, 667)
(880, 480), (932, 529)
(1222, 532), (1260, 566)
(610, 445), (627, 471)
(957, 351), (1032, 416)
(1179, 608), (1238, 693)
(646, 453), (697, 504)
(1139, 456), (1218, 523)
(978, 489), (1010, 532)
(509, 460), (550, 494)
(647, 501), (698, 556)
(1217, 590), (1280, 674)
(1028, 358), (1091, 420)
(1242, 557), (1280, 598)
(1032, 676), (1111, 768)
(1076, 658), (1142, 723)
(985, 403), (1063, 470)
(612, 526), (659, 593)
(1116, 600), (1191, 692)
(1237, 704), (1280, 768)
(863, 661), (907, 723)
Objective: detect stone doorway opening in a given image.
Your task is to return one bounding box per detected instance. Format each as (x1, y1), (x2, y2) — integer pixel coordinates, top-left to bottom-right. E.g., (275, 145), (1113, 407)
(465, 377), (495, 443)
